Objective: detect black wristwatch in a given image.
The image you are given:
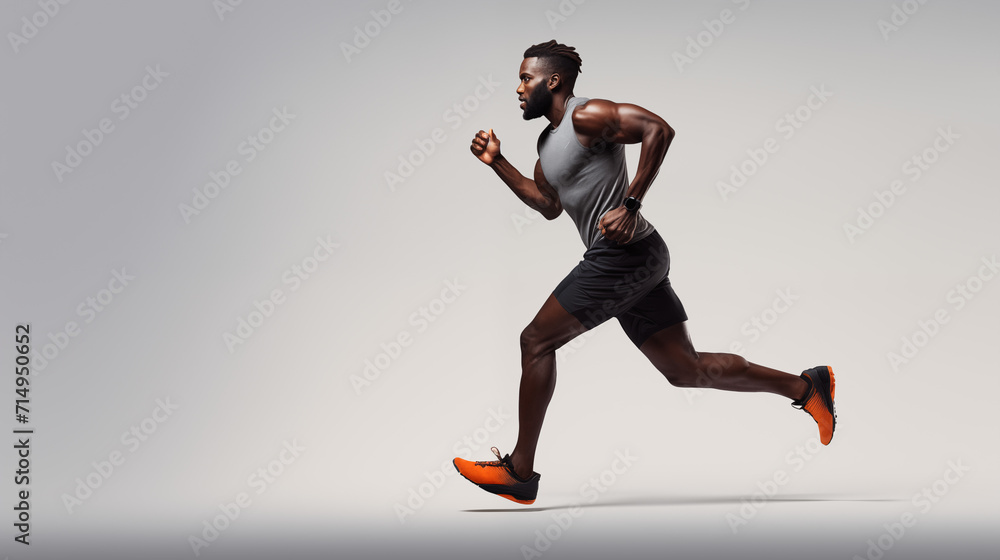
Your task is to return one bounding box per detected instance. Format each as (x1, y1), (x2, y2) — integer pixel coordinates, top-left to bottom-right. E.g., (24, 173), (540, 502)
(624, 196), (642, 213)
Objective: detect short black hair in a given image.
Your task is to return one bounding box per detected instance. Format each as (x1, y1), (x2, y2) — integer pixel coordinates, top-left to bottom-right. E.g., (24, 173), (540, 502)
(523, 40), (582, 90)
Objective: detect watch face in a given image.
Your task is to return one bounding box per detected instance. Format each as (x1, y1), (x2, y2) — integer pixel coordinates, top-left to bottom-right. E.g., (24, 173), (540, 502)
(625, 197), (639, 211)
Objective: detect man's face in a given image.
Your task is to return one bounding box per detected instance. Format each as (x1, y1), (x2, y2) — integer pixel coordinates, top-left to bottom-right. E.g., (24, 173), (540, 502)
(517, 57), (553, 121)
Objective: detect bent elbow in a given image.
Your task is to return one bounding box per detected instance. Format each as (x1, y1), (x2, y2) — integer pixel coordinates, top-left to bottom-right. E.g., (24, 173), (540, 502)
(661, 122), (675, 142)
(543, 203), (562, 220)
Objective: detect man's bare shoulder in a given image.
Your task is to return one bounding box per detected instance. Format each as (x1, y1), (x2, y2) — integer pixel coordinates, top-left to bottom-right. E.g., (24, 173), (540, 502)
(571, 98), (622, 136)
(572, 98), (669, 144)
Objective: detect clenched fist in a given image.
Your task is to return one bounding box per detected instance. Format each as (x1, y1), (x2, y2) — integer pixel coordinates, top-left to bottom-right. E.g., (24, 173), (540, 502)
(598, 206), (638, 244)
(470, 128), (501, 165)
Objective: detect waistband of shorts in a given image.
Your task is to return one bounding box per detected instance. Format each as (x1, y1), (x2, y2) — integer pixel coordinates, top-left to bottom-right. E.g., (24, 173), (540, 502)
(587, 227), (661, 253)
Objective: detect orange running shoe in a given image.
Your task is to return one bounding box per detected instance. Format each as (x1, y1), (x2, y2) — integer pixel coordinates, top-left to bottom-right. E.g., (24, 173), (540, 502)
(453, 447), (540, 504)
(792, 365), (837, 445)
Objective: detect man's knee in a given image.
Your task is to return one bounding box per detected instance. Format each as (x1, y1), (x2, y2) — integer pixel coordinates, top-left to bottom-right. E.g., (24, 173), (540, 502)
(658, 357), (701, 387)
(520, 322), (561, 358)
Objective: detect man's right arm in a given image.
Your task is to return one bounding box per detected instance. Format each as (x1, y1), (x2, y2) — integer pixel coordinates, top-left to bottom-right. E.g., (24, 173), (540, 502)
(471, 129), (562, 220)
(488, 156), (562, 220)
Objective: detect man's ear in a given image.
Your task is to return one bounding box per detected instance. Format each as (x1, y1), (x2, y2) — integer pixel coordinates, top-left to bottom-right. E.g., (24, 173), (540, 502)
(548, 73), (562, 91)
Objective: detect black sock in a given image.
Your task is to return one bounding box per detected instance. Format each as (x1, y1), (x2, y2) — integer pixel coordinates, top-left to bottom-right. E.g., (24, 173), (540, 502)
(796, 373), (814, 403)
(505, 455), (530, 482)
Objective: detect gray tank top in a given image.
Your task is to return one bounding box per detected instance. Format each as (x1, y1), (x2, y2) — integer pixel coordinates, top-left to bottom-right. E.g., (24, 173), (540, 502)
(537, 96), (655, 249)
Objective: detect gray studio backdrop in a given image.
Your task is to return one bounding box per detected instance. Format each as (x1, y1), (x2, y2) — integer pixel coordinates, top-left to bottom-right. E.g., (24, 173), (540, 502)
(1, 1), (998, 559)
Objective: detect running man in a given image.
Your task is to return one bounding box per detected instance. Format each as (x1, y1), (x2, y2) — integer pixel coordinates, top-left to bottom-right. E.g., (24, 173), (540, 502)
(453, 40), (836, 505)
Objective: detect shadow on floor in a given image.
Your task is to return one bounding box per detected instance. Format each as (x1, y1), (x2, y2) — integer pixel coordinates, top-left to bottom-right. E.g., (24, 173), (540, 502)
(462, 494), (905, 513)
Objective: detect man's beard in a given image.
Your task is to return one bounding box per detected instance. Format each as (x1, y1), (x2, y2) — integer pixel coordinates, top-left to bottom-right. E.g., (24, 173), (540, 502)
(522, 87), (553, 120)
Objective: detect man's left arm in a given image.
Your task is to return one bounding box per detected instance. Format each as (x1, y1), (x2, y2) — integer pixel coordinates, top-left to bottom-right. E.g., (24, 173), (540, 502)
(573, 100), (675, 243)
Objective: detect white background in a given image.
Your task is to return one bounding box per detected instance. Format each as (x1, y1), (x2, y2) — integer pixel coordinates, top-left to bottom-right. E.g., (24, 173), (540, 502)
(1, 1), (997, 559)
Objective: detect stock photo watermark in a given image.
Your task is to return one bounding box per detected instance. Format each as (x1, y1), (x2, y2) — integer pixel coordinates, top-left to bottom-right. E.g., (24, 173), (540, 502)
(672, 0), (751, 73)
(394, 406), (512, 523)
(13, 324), (34, 545)
(725, 435), (823, 533)
(222, 234), (339, 353)
(544, 0), (586, 31)
(188, 439), (305, 556)
(843, 126), (958, 244)
(511, 205), (545, 234)
(384, 74), (503, 192)
(851, 458), (969, 560)
(61, 397), (179, 514)
(717, 84), (833, 202)
(179, 106), (296, 224)
(877, 0), (930, 43)
(886, 254), (997, 372)
(12, 328), (33, 546)
(30, 268), (135, 374)
(683, 287), (800, 404)
(51, 64), (169, 183)
(340, 0), (404, 63)
(352, 277), (467, 394)
(553, 327), (597, 364)
(520, 449), (638, 559)
(7, 0), (72, 54)
(212, 0), (244, 22)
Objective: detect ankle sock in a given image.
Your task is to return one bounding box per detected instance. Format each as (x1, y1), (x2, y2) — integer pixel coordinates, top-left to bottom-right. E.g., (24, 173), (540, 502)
(795, 374), (813, 404)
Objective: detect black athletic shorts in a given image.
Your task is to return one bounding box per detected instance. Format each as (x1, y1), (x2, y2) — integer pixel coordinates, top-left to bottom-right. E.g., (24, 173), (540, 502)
(553, 229), (688, 348)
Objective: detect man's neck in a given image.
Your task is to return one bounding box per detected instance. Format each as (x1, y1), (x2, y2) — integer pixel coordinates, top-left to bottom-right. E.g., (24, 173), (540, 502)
(547, 93), (575, 127)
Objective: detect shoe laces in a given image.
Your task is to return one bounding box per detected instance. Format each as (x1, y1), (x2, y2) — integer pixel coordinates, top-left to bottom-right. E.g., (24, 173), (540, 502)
(472, 446), (507, 467)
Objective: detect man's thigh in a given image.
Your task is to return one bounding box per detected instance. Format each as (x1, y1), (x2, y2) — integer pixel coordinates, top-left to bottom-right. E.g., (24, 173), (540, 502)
(522, 292), (590, 352)
(616, 275), (689, 349)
